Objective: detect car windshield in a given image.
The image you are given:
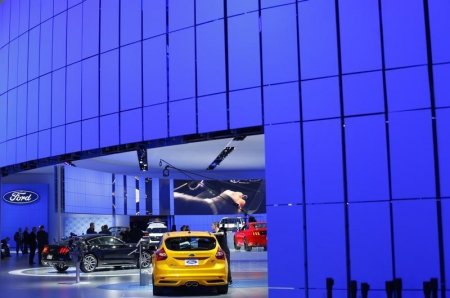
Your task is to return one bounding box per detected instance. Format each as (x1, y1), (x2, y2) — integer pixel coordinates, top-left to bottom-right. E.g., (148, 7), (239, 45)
(165, 236), (216, 251)
(148, 228), (168, 233)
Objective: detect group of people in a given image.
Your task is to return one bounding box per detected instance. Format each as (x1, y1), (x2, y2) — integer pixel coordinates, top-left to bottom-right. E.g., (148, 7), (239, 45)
(11, 225), (49, 266)
(85, 222), (143, 243)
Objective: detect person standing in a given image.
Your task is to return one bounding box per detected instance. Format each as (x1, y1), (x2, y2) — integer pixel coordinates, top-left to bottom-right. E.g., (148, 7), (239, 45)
(212, 222), (232, 285)
(36, 225), (49, 265)
(28, 227), (38, 265)
(86, 222), (96, 234)
(22, 227), (30, 254)
(14, 228), (24, 255)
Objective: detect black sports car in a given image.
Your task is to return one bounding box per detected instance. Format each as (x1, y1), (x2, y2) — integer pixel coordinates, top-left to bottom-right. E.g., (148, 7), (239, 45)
(42, 234), (155, 273)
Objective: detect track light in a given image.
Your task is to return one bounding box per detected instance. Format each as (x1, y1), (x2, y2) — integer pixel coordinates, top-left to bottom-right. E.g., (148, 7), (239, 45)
(207, 146), (234, 170)
(162, 165), (170, 177)
(137, 148), (148, 172)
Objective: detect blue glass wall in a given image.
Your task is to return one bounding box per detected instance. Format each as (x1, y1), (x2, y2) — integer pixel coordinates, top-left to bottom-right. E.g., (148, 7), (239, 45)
(1, 0), (450, 296)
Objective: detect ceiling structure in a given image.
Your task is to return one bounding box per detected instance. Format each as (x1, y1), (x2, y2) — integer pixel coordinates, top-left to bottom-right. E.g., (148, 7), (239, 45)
(17, 134), (265, 180)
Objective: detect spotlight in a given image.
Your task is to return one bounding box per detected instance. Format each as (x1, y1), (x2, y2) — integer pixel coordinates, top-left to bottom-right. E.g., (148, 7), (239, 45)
(207, 146), (234, 170)
(137, 148), (148, 172)
(162, 165), (170, 177)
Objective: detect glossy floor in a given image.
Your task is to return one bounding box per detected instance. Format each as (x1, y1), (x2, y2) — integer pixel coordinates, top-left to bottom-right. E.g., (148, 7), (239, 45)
(0, 249), (268, 298)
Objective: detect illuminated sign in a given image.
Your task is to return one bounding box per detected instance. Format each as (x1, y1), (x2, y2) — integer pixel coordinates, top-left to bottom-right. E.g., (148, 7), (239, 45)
(2, 190), (40, 205)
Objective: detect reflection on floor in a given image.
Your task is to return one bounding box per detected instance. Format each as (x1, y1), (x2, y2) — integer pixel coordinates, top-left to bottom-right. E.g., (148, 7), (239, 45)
(0, 249), (268, 298)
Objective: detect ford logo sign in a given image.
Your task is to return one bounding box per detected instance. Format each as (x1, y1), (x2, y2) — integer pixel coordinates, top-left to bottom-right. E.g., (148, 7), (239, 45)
(2, 190), (40, 204)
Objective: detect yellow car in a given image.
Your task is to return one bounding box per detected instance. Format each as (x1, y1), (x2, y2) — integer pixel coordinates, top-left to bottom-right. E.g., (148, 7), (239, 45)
(151, 231), (228, 295)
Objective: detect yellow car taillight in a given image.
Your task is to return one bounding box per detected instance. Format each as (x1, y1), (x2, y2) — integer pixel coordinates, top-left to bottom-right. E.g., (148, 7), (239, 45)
(215, 247), (225, 260)
(155, 248), (168, 261)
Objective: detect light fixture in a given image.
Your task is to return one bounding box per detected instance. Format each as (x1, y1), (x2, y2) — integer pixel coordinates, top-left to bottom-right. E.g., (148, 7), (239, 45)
(207, 146), (235, 170)
(137, 148), (148, 172)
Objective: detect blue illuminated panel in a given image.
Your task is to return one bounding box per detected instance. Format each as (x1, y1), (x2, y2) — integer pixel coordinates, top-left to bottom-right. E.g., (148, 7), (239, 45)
(386, 66), (430, 112)
(444, 200), (450, 290)
(100, 114), (119, 147)
(100, 50), (119, 115)
(68, 0), (82, 8)
(302, 77), (340, 121)
(169, 99), (196, 137)
(346, 116), (389, 202)
(28, 27), (40, 80)
(304, 119), (343, 203)
(0, 94), (6, 143)
(228, 12), (260, 90)
(53, 12), (67, 70)
(298, 0), (338, 79)
(265, 123), (302, 205)
(382, 0), (427, 68)
(100, 0), (119, 52)
(429, 0), (450, 63)
(143, 0), (166, 38)
(38, 74), (51, 130)
(0, 47), (8, 93)
(52, 69), (66, 126)
(19, 0), (30, 35)
(169, 29), (195, 101)
(261, 0), (293, 8)
(196, 0), (222, 24)
(29, 0), (40, 28)
(82, 118), (99, 150)
(120, 43), (142, 110)
(143, 104), (168, 140)
(27, 133), (38, 161)
(41, 0), (54, 21)
(52, 126), (65, 156)
(17, 136), (26, 162)
(66, 122), (81, 153)
(9, 0), (19, 40)
(38, 129), (51, 158)
(264, 82), (299, 125)
(437, 109), (450, 197)
(67, 5), (82, 64)
(307, 204), (347, 290)
(120, 109), (142, 144)
(339, 0), (381, 73)
(393, 200), (439, 289)
(54, 0), (68, 14)
(389, 111), (435, 199)
(343, 71), (384, 116)
(267, 205), (304, 288)
(196, 21), (225, 96)
(66, 63), (82, 123)
(349, 202), (392, 289)
(229, 88), (262, 129)
(0, 143), (5, 166)
(227, 0), (258, 16)
(197, 93), (227, 133)
(143, 37), (167, 106)
(262, 5), (298, 85)
(27, 79), (39, 133)
(17, 85), (27, 137)
(18, 34), (28, 85)
(82, 0), (100, 58)
(7, 90), (17, 140)
(433, 64), (450, 108)
(120, 0), (141, 46)
(169, 0), (194, 32)
(82, 56), (99, 119)
(8, 39), (18, 89)
(0, 2), (11, 47)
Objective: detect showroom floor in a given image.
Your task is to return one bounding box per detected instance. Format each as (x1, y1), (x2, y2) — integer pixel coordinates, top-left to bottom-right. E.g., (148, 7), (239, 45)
(0, 249), (268, 298)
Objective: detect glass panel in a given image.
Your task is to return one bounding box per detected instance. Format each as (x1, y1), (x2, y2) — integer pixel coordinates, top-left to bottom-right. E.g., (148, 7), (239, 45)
(143, 36), (167, 105)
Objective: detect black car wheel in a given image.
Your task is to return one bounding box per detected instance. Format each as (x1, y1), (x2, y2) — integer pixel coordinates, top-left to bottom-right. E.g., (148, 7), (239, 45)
(152, 276), (162, 296)
(217, 284), (229, 294)
(234, 239), (241, 250)
(138, 251), (151, 269)
(80, 254), (98, 273)
(53, 263), (69, 273)
(244, 238), (252, 252)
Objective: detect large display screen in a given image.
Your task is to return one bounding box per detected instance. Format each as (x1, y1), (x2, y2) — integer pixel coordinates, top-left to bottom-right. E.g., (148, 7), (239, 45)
(174, 179), (265, 215)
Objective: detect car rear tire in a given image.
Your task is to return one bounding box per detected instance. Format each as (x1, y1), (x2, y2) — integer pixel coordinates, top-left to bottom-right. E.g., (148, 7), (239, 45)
(233, 240), (240, 250)
(53, 263), (69, 272)
(152, 276), (162, 296)
(244, 239), (252, 252)
(217, 284), (229, 294)
(80, 254), (98, 273)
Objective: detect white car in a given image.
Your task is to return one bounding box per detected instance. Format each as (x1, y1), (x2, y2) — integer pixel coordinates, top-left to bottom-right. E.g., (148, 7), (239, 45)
(219, 217), (245, 231)
(145, 222), (168, 246)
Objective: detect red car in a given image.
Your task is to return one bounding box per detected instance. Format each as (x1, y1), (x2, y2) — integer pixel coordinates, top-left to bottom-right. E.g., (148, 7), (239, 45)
(233, 222), (267, 251)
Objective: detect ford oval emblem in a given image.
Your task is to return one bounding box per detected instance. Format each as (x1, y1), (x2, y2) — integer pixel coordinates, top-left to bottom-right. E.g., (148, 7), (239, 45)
(2, 190), (40, 205)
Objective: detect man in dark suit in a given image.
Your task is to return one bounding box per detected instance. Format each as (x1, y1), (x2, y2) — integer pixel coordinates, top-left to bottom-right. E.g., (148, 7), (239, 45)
(36, 225), (49, 265)
(28, 227), (38, 265)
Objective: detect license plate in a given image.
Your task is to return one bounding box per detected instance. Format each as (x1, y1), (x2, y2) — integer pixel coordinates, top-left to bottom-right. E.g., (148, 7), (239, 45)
(46, 254), (53, 260)
(185, 259), (198, 266)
